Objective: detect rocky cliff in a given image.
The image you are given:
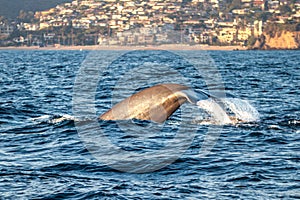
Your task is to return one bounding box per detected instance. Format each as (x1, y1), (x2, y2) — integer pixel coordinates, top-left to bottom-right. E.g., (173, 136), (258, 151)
(251, 31), (300, 50)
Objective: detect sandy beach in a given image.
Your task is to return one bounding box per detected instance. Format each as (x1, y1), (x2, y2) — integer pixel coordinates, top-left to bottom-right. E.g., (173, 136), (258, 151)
(0, 44), (246, 51)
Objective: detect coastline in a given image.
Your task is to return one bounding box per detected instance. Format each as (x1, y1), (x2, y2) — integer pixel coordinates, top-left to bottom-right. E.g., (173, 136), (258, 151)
(0, 44), (245, 51)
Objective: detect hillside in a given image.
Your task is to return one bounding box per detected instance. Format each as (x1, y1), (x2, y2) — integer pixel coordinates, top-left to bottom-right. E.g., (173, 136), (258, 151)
(0, 0), (72, 19)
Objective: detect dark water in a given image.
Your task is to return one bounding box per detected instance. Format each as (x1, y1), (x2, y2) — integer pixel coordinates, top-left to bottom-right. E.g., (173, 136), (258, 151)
(0, 50), (299, 199)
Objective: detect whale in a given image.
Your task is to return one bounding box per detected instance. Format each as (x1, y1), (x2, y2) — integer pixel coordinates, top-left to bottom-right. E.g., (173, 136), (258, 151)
(99, 83), (205, 123)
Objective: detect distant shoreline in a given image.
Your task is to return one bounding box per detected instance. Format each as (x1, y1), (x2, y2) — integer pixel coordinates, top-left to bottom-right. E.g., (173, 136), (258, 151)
(0, 44), (245, 51)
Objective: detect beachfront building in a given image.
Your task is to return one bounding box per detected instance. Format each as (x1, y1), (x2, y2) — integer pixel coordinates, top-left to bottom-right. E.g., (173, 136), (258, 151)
(22, 23), (40, 31)
(237, 27), (252, 45)
(217, 27), (237, 44)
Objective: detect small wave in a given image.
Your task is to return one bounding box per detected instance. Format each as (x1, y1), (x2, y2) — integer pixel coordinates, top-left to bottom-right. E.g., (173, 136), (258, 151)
(30, 115), (51, 122)
(30, 115), (52, 123)
(31, 114), (77, 124)
(267, 125), (282, 130)
(288, 120), (300, 126)
(50, 114), (77, 124)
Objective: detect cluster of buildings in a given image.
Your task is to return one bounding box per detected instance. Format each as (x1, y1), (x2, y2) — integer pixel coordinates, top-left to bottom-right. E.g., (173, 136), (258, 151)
(1, 0), (300, 46)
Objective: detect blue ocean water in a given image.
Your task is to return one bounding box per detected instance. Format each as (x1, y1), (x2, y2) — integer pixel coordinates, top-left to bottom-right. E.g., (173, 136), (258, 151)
(0, 50), (299, 199)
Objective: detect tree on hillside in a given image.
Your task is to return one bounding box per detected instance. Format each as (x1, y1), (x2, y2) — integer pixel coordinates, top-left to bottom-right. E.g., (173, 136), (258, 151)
(225, 0), (242, 12)
(279, 5), (292, 16)
(17, 10), (36, 23)
(0, 16), (7, 23)
(255, 11), (272, 22)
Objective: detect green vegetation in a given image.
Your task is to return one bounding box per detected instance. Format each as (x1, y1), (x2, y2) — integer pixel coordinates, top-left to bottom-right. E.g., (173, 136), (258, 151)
(17, 10), (37, 23)
(264, 23), (300, 37)
(225, 0), (242, 12)
(247, 35), (256, 46)
(279, 5), (292, 16)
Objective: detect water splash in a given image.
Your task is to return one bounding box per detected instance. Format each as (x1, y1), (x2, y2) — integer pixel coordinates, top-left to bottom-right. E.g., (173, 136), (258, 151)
(221, 98), (260, 122)
(196, 97), (259, 125)
(197, 99), (232, 125)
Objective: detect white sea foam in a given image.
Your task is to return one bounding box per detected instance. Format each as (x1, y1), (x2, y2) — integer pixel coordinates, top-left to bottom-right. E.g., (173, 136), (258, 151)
(49, 114), (76, 124)
(288, 120), (300, 125)
(31, 114), (77, 124)
(31, 115), (51, 122)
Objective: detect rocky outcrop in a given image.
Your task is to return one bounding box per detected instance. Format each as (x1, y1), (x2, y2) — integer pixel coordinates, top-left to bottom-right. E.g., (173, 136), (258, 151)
(250, 31), (300, 50)
(252, 35), (266, 49)
(264, 31), (300, 49)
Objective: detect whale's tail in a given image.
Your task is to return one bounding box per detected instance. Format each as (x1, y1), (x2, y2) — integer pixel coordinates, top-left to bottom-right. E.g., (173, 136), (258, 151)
(100, 84), (192, 123)
(174, 89), (206, 104)
(99, 83), (259, 124)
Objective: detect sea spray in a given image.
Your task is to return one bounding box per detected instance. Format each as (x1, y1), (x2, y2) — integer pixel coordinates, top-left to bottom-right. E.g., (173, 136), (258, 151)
(196, 97), (259, 125)
(221, 98), (260, 122)
(197, 99), (232, 125)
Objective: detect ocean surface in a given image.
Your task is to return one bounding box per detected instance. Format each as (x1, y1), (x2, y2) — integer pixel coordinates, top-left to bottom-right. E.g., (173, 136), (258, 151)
(0, 49), (299, 199)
